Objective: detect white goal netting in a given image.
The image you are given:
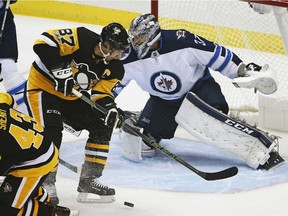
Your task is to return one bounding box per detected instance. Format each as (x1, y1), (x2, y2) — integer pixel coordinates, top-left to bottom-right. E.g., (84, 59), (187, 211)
(155, 0), (288, 115)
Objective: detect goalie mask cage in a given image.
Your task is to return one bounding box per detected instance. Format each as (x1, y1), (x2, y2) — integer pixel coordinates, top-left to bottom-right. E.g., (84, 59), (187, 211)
(151, 0), (288, 117)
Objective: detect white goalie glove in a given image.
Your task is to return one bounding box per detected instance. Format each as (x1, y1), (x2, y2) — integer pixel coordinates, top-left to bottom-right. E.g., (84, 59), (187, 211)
(232, 63), (278, 95)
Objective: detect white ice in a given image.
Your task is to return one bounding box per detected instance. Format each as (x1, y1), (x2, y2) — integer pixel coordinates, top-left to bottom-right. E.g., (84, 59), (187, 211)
(11, 15), (288, 216)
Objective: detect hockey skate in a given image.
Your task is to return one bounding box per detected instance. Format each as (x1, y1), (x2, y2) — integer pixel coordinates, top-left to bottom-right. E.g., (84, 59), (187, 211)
(52, 205), (79, 216)
(77, 177), (115, 203)
(258, 151), (285, 170)
(43, 171), (59, 205)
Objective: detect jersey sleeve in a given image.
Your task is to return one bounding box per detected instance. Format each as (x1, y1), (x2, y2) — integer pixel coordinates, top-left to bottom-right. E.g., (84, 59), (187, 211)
(33, 28), (80, 70)
(186, 32), (243, 78)
(0, 93), (16, 108)
(91, 60), (125, 108)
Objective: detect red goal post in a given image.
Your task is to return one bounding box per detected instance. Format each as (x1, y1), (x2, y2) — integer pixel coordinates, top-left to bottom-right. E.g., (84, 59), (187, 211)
(240, 0), (288, 8)
(151, 0), (288, 121)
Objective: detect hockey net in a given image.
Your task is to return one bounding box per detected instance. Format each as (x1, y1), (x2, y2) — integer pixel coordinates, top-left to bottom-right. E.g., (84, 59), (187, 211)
(152, 0), (288, 118)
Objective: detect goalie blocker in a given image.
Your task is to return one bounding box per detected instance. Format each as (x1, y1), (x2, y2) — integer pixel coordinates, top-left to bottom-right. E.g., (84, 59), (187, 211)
(175, 92), (284, 169)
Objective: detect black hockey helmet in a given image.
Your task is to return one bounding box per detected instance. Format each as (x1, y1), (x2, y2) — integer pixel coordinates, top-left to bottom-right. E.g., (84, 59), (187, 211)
(100, 23), (131, 52)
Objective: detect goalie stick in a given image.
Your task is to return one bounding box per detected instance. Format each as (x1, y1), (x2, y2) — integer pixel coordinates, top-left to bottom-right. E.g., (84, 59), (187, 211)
(0, 0), (11, 44)
(71, 89), (238, 181)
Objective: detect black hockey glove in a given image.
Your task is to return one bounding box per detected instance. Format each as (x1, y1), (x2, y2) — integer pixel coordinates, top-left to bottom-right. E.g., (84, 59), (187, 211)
(51, 62), (75, 96)
(104, 107), (124, 129)
(116, 107), (125, 127)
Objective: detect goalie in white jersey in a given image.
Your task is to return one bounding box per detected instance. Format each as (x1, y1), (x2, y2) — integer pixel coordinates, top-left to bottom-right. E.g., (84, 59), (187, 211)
(115, 13), (283, 170)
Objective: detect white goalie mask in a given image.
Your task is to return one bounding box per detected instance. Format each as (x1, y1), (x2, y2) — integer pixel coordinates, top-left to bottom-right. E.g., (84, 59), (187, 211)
(129, 13), (161, 59)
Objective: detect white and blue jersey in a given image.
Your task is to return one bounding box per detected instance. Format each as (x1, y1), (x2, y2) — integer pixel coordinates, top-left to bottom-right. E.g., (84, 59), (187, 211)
(116, 29), (243, 101)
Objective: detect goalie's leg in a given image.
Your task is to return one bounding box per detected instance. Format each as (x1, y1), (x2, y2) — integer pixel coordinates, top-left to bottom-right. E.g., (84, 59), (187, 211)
(120, 111), (160, 160)
(119, 97), (180, 161)
(176, 92), (284, 169)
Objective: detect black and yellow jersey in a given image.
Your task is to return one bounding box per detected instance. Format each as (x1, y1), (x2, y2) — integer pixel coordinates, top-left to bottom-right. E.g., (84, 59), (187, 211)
(0, 93), (58, 176)
(28, 27), (124, 106)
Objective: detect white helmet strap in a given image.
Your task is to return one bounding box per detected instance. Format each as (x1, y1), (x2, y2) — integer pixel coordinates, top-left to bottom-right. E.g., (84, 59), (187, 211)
(99, 42), (110, 64)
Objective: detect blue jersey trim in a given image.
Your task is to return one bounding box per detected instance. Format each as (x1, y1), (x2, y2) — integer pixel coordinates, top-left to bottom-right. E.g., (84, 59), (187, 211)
(217, 49), (232, 72)
(7, 81), (26, 95)
(207, 44), (221, 67)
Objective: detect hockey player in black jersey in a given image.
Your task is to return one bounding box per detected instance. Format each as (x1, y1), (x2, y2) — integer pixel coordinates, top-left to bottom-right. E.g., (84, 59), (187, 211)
(0, 92), (78, 216)
(24, 22), (130, 204)
(116, 13), (283, 170)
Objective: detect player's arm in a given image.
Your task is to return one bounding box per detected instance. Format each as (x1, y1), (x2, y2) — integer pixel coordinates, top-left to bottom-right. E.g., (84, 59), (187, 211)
(186, 32), (242, 78)
(33, 28), (80, 95)
(33, 28), (79, 69)
(0, 92), (16, 108)
(91, 61), (125, 128)
(188, 33), (277, 94)
(91, 79), (123, 128)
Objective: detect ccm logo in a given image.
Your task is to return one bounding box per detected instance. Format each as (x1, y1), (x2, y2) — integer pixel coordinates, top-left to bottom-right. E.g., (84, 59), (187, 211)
(225, 119), (254, 135)
(52, 68), (72, 79)
(55, 68), (71, 76)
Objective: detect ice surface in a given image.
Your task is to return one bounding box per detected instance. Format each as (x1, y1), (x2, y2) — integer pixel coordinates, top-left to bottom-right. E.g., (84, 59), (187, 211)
(10, 15), (288, 216)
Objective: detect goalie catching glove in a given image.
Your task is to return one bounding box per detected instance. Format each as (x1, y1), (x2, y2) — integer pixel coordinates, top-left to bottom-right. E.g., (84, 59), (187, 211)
(51, 62), (75, 96)
(232, 62), (278, 94)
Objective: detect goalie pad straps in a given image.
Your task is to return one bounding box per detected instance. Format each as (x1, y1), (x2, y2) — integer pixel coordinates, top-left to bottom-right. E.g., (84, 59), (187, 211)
(175, 92), (276, 169)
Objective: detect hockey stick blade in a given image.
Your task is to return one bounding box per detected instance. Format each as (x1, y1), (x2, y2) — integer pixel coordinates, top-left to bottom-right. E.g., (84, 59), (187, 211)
(59, 158), (79, 173)
(202, 166), (238, 181)
(123, 123), (238, 181)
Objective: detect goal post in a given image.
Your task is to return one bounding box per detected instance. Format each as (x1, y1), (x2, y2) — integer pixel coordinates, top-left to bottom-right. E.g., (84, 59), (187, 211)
(151, 0), (288, 130)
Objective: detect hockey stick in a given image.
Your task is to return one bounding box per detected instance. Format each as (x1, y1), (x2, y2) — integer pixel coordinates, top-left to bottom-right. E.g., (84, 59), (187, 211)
(58, 158), (80, 173)
(123, 123), (238, 180)
(0, 0), (11, 44)
(71, 89), (238, 181)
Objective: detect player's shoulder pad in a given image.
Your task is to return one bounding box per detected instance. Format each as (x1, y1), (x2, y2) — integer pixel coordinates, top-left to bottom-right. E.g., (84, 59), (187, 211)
(77, 26), (99, 43)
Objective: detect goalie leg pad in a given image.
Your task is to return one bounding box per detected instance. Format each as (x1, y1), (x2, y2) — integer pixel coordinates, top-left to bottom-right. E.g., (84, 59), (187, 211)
(175, 92), (280, 169)
(120, 113), (157, 161)
(119, 121), (143, 161)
